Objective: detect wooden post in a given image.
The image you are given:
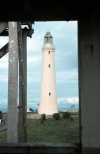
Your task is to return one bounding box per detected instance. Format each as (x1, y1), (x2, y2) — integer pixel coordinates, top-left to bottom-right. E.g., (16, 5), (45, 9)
(18, 25), (27, 142)
(0, 43), (8, 59)
(78, 11), (100, 153)
(22, 28), (27, 141)
(7, 22), (18, 142)
(22, 28), (27, 115)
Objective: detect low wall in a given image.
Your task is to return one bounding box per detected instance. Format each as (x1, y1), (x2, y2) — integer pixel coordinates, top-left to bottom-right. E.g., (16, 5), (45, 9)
(27, 113), (53, 119)
(0, 142), (80, 154)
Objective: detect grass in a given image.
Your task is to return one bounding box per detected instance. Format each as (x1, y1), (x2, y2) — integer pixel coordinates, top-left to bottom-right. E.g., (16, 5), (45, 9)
(0, 130), (7, 142)
(27, 116), (79, 143)
(0, 114), (79, 143)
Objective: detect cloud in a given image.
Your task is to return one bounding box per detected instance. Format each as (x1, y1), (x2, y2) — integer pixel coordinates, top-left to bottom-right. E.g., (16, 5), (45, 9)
(27, 98), (40, 108)
(56, 70), (78, 82)
(0, 54), (8, 69)
(67, 97), (79, 103)
(0, 99), (7, 105)
(27, 57), (41, 63)
(0, 75), (8, 82)
(57, 97), (79, 104)
(27, 36), (43, 53)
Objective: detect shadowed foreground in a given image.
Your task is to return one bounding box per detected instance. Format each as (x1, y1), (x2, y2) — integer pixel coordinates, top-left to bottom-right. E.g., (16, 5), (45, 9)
(0, 116), (79, 143)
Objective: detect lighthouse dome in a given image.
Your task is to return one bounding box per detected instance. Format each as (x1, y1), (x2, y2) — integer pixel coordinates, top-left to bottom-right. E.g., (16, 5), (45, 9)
(44, 31), (53, 44)
(42, 31), (55, 51)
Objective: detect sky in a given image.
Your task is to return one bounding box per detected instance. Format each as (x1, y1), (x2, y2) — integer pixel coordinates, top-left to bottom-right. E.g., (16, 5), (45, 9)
(0, 21), (78, 111)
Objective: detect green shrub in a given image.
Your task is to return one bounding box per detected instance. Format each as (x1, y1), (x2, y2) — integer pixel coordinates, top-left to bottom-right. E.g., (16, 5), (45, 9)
(41, 114), (46, 121)
(62, 112), (71, 119)
(70, 117), (73, 121)
(0, 111), (3, 119)
(53, 113), (60, 120)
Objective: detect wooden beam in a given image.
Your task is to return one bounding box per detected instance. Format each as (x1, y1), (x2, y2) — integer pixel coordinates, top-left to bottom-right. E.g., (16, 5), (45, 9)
(0, 43), (8, 58)
(0, 30), (8, 36)
(0, 28), (34, 37)
(0, 143), (80, 154)
(23, 0), (31, 13)
(7, 22), (18, 142)
(17, 22), (27, 142)
(0, 22), (8, 33)
(27, 22), (32, 29)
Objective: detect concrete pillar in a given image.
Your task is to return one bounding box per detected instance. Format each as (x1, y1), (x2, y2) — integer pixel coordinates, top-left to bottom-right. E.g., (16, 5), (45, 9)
(78, 11), (100, 154)
(7, 22), (18, 142)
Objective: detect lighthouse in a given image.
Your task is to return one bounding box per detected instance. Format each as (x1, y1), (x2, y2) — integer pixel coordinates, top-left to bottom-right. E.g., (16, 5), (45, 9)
(38, 31), (58, 115)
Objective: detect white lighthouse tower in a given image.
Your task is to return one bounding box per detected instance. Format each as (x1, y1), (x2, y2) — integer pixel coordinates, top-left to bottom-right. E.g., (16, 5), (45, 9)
(38, 31), (58, 115)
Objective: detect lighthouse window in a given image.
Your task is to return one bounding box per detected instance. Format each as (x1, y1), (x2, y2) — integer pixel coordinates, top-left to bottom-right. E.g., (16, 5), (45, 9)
(48, 51), (50, 54)
(48, 64), (50, 68)
(49, 93), (51, 96)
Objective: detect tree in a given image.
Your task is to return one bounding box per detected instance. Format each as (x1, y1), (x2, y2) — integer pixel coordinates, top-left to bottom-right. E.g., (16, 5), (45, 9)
(41, 113), (46, 121)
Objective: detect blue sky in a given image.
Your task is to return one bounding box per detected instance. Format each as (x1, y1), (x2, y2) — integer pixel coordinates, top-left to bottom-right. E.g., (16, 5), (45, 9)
(0, 21), (78, 111)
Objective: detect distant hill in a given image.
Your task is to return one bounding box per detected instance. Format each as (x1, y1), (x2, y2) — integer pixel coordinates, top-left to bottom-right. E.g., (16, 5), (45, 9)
(0, 103), (79, 112)
(58, 103), (79, 110)
(0, 107), (7, 112)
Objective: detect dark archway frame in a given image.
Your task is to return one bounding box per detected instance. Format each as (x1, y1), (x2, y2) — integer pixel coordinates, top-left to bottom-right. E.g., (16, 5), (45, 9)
(0, 1), (100, 154)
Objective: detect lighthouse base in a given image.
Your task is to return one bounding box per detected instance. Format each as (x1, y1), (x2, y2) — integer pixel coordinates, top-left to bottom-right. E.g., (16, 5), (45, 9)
(38, 103), (58, 115)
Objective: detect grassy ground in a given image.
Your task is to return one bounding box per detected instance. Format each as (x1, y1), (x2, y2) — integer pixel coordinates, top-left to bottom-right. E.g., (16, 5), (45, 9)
(0, 130), (7, 142)
(0, 121), (6, 128)
(27, 117), (79, 143)
(0, 115), (79, 143)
